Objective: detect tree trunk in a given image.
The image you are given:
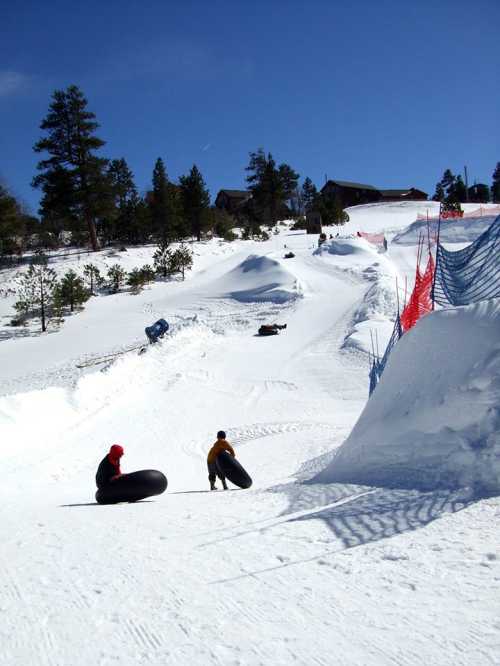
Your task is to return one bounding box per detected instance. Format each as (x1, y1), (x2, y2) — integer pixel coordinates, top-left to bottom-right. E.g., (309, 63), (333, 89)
(40, 275), (46, 332)
(86, 211), (99, 251)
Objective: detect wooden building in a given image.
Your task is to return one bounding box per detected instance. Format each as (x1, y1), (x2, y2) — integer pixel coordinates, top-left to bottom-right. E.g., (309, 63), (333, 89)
(379, 188), (428, 202)
(214, 190), (251, 215)
(321, 180), (381, 208)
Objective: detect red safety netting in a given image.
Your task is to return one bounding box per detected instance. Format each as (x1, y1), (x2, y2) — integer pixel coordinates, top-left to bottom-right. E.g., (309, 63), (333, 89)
(416, 205), (500, 221)
(400, 240), (435, 332)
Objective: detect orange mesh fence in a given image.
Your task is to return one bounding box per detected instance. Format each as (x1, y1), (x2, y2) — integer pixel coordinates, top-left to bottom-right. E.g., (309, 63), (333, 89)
(401, 249), (435, 332)
(417, 205), (500, 222)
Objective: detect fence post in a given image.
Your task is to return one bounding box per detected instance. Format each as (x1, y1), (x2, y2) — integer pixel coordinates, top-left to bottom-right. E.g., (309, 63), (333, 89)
(431, 205), (442, 310)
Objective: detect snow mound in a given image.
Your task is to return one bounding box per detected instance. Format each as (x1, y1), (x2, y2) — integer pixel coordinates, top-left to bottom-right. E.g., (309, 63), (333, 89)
(217, 254), (301, 304)
(315, 299), (500, 494)
(315, 237), (379, 257)
(393, 215), (499, 245)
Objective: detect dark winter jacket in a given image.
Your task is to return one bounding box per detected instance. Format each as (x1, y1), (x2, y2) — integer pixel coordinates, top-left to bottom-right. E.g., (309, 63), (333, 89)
(96, 456), (120, 489)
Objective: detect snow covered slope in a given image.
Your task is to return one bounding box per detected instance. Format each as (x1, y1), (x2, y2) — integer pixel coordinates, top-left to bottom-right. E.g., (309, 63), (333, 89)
(1, 206), (499, 666)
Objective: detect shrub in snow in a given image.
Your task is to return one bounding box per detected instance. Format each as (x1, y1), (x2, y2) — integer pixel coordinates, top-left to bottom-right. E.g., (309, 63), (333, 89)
(153, 242), (173, 278)
(170, 244), (193, 280)
(223, 230), (238, 242)
(83, 263), (104, 295)
(139, 264), (155, 282)
(54, 270), (90, 312)
(127, 265), (156, 294)
(107, 264), (128, 293)
(212, 210), (235, 239)
(14, 262), (58, 332)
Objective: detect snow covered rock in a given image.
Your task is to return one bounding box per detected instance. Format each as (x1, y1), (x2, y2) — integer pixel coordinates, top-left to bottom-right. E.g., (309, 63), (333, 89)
(315, 299), (500, 494)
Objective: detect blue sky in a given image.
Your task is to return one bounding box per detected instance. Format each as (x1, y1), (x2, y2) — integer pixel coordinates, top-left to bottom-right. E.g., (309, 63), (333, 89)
(1, 0), (499, 214)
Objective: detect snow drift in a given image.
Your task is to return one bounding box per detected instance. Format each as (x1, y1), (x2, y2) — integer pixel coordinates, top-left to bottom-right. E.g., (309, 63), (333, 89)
(315, 238), (398, 354)
(216, 254), (301, 303)
(314, 237), (380, 258)
(315, 299), (500, 494)
(393, 215), (499, 245)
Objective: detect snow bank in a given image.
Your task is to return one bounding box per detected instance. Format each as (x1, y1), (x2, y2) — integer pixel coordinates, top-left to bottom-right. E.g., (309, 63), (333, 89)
(315, 299), (500, 494)
(339, 201), (440, 236)
(393, 214), (499, 245)
(315, 238), (398, 354)
(217, 254), (301, 304)
(316, 237), (376, 257)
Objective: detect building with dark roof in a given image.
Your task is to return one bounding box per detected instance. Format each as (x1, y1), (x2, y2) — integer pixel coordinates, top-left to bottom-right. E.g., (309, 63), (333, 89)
(321, 180), (381, 208)
(379, 188), (428, 202)
(215, 190), (251, 215)
(321, 180), (428, 208)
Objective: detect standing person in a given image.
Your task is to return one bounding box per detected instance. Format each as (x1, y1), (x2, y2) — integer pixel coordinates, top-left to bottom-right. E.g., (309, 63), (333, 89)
(96, 444), (124, 489)
(207, 431), (235, 491)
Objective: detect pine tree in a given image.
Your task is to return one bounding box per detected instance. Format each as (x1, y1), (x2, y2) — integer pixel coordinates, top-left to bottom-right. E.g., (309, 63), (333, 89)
(245, 150), (299, 226)
(14, 262), (58, 332)
(179, 165), (210, 242)
(441, 169), (456, 195)
(315, 190), (349, 226)
(83, 263), (104, 295)
(149, 158), (184, 242)
(170, 243), (193, 280)
(33, 85), (108, 251)
(106, 264), (127, 293)
(301, 177), (318, 212)
(37, 167), (79, 242)
(211, 208), (235, 239)
(54, 269), (90, 311)
(0, 183), (24, 256)
(139, 264), (156, 282)
(153, 241), (173, 278)
(127, 268), (147, 294)
(432, 182), (445, 202)
(492, 163), (500, 203)
(448, 174), (466, 203)
(106, 158), (139, 244)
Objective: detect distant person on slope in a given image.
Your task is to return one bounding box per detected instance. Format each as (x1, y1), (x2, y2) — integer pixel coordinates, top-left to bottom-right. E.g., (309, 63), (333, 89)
(96, 444), (124, 489)
(207, 431), (235, 491)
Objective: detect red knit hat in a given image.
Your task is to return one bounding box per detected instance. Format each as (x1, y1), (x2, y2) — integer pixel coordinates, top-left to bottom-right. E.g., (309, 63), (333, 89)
(109, 444), (124, 458)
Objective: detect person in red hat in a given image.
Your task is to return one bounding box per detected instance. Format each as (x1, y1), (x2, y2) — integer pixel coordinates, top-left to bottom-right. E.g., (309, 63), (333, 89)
(96, 444), (124, 489)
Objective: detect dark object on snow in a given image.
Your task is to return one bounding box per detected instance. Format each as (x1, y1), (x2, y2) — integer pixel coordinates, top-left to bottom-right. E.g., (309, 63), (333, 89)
(95, 470), (168, 504)
(258, 324), (287, 336)
(318, 232), (327, 247)
(96, 444), (124, 488)
(216, 451), (252, 489)
(284, 252), (295, 259)
(145, 318), (169, 344)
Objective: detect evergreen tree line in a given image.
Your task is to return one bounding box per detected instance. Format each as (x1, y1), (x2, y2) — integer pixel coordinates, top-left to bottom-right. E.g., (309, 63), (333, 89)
(0, 85), (351, 257)
(12, 243), (193, 332)
(4, 84), (499, 258)
(432, 166), (500, 205)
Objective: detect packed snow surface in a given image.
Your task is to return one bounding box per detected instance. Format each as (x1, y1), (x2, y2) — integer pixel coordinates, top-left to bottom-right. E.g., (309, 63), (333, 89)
(1, 204), (499, 666)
